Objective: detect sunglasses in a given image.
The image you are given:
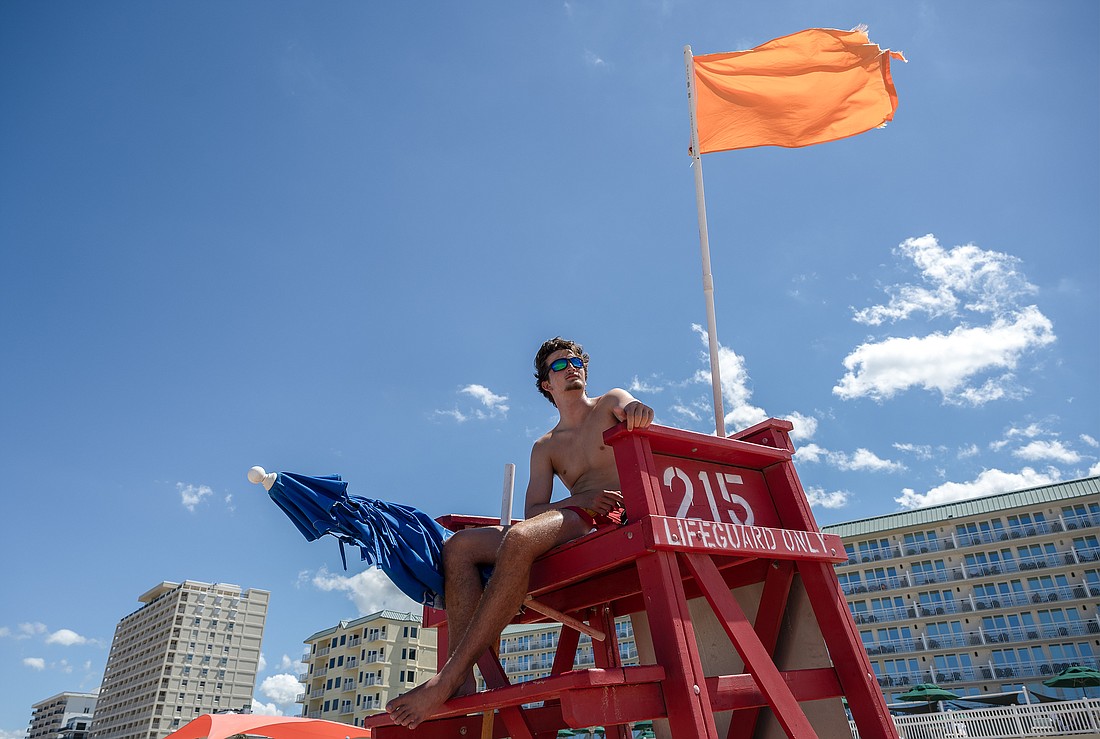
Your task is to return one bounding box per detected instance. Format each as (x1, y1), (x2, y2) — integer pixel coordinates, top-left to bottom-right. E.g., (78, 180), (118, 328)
(548, 357), (584, 373)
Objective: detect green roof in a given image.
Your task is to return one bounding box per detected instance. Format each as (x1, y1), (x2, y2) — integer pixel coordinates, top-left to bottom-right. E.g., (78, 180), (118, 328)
(821, 476), (1100, 539)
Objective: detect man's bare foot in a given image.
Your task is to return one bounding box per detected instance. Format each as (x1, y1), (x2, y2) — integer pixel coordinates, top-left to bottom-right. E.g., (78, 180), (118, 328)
(385, 674), (454, 729)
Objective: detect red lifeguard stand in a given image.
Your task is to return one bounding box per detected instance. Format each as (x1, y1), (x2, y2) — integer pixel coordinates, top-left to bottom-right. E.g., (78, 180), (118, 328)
(364, 421), (899, 739)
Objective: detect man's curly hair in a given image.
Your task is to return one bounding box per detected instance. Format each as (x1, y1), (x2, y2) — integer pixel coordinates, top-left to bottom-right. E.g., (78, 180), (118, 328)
(534, 337), (589, 406)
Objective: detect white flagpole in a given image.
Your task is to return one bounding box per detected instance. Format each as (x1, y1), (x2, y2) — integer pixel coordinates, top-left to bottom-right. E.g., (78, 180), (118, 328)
(685, 45), (727, 437)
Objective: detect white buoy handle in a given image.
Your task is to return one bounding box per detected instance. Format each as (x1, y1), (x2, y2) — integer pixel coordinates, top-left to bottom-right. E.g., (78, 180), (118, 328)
(247, 466), (277, 491)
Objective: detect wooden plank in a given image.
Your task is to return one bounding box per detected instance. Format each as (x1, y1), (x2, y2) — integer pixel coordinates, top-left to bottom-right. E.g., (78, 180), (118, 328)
(682, 552), (820, 739)
(726, 562), (795, 739)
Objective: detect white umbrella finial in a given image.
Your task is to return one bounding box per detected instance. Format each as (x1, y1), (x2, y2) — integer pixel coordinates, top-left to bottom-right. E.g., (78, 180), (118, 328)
(248, 466), (277, 491)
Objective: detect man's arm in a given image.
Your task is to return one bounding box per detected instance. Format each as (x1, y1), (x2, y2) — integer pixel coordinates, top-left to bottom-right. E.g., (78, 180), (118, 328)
(523, 436), (557, 519)
(605, 388), (654, 431)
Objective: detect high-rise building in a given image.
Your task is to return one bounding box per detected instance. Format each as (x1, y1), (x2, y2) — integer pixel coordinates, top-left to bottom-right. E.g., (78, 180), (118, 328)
(822, 476), (1100, 702)
(492, 617), (640, 688)
(298, 611), (437, 728)
(89, 580), (269, 739)
(26, 692), (97, 739)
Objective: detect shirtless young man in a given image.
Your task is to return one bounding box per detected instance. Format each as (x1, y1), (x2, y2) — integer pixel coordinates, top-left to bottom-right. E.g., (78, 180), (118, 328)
(385, 337), (654, 729)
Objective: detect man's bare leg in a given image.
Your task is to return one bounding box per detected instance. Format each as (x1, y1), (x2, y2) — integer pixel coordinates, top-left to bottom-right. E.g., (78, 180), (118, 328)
(387, 510), (589, 729)
(439, 527), (503, 695)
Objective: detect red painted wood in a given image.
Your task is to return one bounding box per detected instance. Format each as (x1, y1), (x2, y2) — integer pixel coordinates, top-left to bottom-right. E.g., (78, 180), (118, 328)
(727, 560), (796, 739)
(389, 422), (899, 738)
(682, 552), (820, 739)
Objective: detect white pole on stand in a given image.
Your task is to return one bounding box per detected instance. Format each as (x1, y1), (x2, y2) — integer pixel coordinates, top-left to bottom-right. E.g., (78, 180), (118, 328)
(685, 44), (727, 437)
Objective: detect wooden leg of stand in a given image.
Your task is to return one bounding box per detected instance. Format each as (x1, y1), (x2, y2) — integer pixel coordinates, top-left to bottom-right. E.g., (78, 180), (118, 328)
(480, 710), (494, 739)
(525, 596), (606, 641)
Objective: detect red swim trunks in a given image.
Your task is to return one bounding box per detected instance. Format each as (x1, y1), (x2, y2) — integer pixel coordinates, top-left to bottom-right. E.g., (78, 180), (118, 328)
(562, 505), (625, 529)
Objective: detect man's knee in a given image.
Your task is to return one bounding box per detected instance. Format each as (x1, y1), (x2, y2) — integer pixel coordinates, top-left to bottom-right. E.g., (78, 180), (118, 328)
(499, 520), (556, 561)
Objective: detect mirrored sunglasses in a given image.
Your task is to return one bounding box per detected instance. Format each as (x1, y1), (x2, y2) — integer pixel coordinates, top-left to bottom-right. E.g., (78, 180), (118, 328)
(548, 357), (584, 373)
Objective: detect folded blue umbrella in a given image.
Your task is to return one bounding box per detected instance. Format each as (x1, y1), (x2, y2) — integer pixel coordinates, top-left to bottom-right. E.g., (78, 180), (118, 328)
(264, 471), (453, 609)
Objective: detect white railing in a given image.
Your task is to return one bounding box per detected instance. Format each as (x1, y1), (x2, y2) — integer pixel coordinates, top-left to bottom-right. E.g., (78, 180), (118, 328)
(849, 698), (1100, 738)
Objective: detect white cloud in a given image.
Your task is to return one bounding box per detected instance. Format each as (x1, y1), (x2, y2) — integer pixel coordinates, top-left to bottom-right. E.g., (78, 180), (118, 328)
(0, 627), (9, 638)
(1080, 434), (1098, 448)
(224, 493), (235, 514)
(840, 448), (907, 473)
(794, 443), (827, 464)
(1090, 460), (1100, 476)
(833, 306), (1055, 404)
(460, 384), (509, 414)
(19, 622), (47, 639)
(895, 467), (1061, 509)
(278, 654), (298, 671)
(790, 443), (904, 472)
(784, 412), (818, 442)
(957, 444), (980, 459)
(584, 50), (607, 68)
(250, 701), (284, 716)
(629, 376), (663, 394)
(434, 408), (468, 423)
(309, 566), (417, 615)
(804, 486), (850, 509)
(259, 673), (302, 705)
(46, 629), (88, 646)
(893, 443), (934, 460)
(1013, 440), (1082, 464)
(0, 729), (32, 739)
(257, 653), (267, 673)
(23, 657), (45, 670)
(178, 482), (213, 512)
(853, 234), (1038, 326)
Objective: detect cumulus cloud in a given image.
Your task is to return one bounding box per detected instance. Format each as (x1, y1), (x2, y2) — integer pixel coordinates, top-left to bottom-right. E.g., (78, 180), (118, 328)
(792, 444), (905, 473)
(259, 673), (302, 705)
(1013, 440), (1082, 464)
(250, 701), (284, 716)
(1080, 434), (1098, 448)
(178, 482), (213, 512)
(46, 629), (88, 646)
(958, 444), (980, 459)
(309, 566), (417, 615)
(804, 486), (851, 509)
(893, 443), (934, 460)
(895, 467), (1061, 509)
(687, 325), (815, 440)
(0, 729), (32, 739)
(853, 235), (1037, 325)
(437, 384), (509, 422)
(19, 622), (47, 639)
(834, 306), (1054, 404)
(461, 384), (509, 414)
(23, 657), (45, 670)
(1090, 460), (1100, 476)
(257, 653), (267, 673)
(629, 376), (663, 394)
(840, 235), (1054, 405)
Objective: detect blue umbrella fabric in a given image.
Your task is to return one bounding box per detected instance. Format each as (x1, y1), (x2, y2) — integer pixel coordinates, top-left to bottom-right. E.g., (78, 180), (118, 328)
(254, 468), (452, 609)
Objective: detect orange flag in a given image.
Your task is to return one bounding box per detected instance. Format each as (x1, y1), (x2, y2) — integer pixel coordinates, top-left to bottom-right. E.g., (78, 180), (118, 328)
(692, 27), (905, 153)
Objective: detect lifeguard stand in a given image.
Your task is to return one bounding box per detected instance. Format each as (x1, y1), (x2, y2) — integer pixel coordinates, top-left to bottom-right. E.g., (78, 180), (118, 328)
(364, 421), (899, 739)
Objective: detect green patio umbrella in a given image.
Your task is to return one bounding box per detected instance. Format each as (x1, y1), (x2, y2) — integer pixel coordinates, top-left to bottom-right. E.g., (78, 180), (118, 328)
(1043, 665), (1100, 689)
(897, 683), (960, 703)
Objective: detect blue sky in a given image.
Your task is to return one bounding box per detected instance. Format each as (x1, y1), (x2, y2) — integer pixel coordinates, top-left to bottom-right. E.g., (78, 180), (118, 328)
(1, 0), (1097, 729)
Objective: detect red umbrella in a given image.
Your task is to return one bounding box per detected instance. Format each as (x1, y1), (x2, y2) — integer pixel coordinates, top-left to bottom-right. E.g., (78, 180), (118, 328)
(164, 714), (369, 739)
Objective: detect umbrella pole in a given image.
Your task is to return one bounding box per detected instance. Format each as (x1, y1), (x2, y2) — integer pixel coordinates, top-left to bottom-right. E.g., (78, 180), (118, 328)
(499, 463), (608, 642)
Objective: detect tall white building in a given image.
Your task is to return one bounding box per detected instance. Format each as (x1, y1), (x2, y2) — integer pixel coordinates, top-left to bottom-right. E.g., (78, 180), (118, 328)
(26, 692), (97, 739)
(823, 476), (1099, 702)
(298, 611), (437, 729)
(89, 580), (269, 739)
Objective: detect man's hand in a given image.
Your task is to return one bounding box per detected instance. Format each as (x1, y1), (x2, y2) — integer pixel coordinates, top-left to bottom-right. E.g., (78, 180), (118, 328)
(573, 489), (624, 517)
(614, 400), (654, 431)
